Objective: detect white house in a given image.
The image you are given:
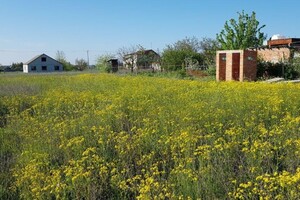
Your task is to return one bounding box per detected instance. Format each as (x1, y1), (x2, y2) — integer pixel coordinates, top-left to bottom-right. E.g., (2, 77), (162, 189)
(123, 49), (161, 71)
(23, 54), (63, 73)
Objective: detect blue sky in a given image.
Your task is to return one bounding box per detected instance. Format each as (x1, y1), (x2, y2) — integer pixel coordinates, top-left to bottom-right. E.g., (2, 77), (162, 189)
(0, 0), (300, 65)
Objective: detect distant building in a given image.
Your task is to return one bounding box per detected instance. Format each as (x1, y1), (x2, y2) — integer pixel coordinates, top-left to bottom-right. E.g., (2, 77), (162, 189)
(107, 59), (119, 72)
(23, 54), (63, 73)
(256, 35), (300, 63)
(123, 49), (160, 71)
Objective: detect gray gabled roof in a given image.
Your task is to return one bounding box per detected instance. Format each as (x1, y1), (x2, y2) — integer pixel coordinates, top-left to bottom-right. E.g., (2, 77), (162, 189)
(24, 53), (62, 65)
(124, 49), (160, 57)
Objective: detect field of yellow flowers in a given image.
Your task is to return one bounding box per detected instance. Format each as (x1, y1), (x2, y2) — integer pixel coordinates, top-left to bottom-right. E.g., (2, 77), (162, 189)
(1, 73), (300, 199)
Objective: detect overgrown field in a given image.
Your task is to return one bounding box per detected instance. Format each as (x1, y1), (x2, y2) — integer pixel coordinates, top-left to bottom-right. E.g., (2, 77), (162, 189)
(1, 73), (300, 199)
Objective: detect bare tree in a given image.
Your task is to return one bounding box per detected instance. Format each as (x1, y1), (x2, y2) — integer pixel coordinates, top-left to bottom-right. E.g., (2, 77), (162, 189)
(116, 44), (145, 61)
(56, 50), (74, 71)
(56, 50), (67, 63)
(199, 38), (220, 68)
(75, 58), (88, 71)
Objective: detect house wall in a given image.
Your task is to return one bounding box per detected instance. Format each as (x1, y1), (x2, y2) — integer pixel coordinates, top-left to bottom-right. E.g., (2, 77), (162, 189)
(23, 65), (29, 73)
(123, 54), (137, 70)
(24, 55), (63, 73)
(151, 62), (161, 71)
(151, 55), (161, 71)
(257, 48), (291, 62)
(216, 50), (257, 81)
(123, 51), (161, 71)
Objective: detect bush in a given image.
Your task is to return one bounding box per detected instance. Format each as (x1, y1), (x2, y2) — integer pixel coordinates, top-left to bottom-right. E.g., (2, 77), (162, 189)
(257, 60), (299, 80)
(0, 103), (9, 128)
(62, 62), (75, 71)
(206, 66), (216, 76)
(11, 63), (23, 72)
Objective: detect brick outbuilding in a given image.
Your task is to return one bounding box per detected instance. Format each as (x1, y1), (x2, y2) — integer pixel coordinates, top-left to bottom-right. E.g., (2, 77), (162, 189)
(216, 50), (257, 81)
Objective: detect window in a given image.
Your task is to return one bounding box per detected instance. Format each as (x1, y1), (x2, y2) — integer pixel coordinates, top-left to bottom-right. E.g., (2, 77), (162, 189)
(41, 57), (46, 62)
(31, 66), (36, 71)
(42, 66), (47, 71)
(54, 66), (60, 71)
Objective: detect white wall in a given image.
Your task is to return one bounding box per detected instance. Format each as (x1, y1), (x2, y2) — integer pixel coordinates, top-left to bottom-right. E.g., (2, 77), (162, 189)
(23, 64), (28, 73)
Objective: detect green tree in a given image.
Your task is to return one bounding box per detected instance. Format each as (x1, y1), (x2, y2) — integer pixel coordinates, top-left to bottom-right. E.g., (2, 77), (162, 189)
(11, 62), (23, 71)
(135, 50), (160, 70)
(217, 11), (266, 50)
(95, 54), (115, 72)
(55, 50), (74, 71)
(200, 38), (220, 68)
(161, 37), (204, 71)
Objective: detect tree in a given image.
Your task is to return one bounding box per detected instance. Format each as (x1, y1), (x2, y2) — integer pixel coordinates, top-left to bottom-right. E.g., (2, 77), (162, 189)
(199, 38), (220, 68)
(117, 44), (145, 72)
(95, 54), (115, 72)
(116, 44), (144, 62)
(75, 58), (88, 71)
(56, 50), (74, 71)
(136, 50), (160, 69)
(217, 11), (266, 50)
(56, 50), (66, 63)
(168, 36), (201, 52)
(161, 37), (204, 71)
(11, 62), (23, 71)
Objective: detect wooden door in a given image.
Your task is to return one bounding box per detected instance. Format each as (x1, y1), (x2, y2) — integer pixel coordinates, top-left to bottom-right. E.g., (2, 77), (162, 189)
(219, 53), (226, 81)
(232, 53), (240, 81)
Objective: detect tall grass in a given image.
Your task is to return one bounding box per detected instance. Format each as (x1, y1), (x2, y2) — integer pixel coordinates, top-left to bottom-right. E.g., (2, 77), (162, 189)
(1, 73), (300, 199)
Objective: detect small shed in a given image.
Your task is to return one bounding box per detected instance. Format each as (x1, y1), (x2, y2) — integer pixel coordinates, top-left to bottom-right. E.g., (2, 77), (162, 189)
(107, 59), (118, 72)
(216, 50), (257, 81)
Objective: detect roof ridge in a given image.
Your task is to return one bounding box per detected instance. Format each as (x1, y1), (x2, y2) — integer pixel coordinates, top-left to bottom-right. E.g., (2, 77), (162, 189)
(24, 53), (62, 65)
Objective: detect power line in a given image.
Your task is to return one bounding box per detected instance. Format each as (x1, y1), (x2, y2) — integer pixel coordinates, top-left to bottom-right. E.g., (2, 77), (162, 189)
(0, 49), (115, 53)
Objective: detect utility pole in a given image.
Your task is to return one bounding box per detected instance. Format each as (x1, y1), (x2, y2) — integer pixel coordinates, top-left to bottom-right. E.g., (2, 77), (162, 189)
(87, 50), (90, 68)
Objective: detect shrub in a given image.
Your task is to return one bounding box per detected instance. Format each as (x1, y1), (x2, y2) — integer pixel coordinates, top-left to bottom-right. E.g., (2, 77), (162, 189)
(257, 60), (299, 80)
